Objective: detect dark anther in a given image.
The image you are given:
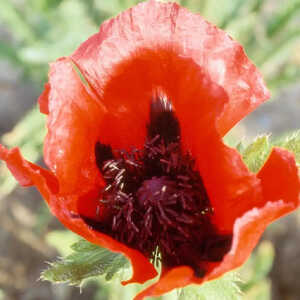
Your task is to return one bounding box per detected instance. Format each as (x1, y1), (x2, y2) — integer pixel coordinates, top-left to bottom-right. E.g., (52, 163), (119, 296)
(95, 141), (114, 170)
(82, 216), (108, 232)
(204, 235), (233, 262)
(147, 97), (180, 144)
(193, 265), (206, 278)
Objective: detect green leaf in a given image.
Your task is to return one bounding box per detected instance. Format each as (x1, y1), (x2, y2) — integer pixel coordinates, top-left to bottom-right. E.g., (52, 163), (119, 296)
(41, 239), (129, 286)
(274, 131), (300, 165)
(179, 272), (242, 300)
(242, 136), (271, 173)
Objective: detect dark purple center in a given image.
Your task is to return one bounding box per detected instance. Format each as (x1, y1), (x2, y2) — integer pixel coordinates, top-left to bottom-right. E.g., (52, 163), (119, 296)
(83, 97), (232, 276)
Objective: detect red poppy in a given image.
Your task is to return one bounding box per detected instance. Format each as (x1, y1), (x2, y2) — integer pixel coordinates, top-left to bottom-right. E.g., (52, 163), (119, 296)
(1, 0), (299, 299)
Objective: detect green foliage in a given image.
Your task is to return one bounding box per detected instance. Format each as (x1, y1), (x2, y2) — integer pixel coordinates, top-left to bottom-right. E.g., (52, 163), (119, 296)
(0, 106), (45, 197)
(266, 0), (300, 37)
(41, 239), (129, 286)
(178, 272), (242, 300)
(240, 241), (274, 292)
(242, 136), (271, 173)
(29, 0), (64, 12)
(268, 64), (300, 90)
(258, 29), (300, 80)
(243, 281), (271, 300)
(1, 107), (45, 154)
(250, 0), (266, 13)
(46, 230), (80, 257)
(0, 41), (22, 65)
(220, 0), (247, 29)
(0, 0), (100, 85)
(240, 132), (300, 172)
(274, 131), (300, 165)
(0, 1), (37, 42)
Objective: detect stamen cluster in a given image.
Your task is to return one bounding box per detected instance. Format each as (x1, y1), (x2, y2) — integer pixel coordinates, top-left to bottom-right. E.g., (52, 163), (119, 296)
(87, 136), (231, 274)
(81, 98), (232, 275)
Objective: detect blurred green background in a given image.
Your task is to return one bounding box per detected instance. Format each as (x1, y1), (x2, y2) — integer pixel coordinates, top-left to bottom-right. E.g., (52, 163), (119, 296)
(0, 0), (299, 299)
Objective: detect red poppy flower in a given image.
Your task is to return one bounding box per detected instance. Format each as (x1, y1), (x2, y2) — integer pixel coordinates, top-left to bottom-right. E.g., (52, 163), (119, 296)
(1, 0), (299, 299)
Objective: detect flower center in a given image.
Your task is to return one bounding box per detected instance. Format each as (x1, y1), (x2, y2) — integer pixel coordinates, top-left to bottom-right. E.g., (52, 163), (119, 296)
(82, 97), (232, 276)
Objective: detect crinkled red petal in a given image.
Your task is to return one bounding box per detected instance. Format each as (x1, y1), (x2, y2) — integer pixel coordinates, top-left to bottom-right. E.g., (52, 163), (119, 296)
(70, 0), (269, 143)
(134, 147), (300, 299)
(0, 144), (58, 201)
(40, 57), (107, 195)
(134, 266), (194, 300)
(0, 144), (157, 284)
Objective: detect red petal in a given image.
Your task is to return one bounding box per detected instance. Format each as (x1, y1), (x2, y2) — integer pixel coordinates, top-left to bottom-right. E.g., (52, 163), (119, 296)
(38, 83), (50, 115)
(257, 147), (300, 207)
(0, 144), (157, 283)
(0, 144), (58, 202)
(70, 0), (269, 145)
(41, 57), (107, 195)
(212, 50), (270, 136)
(134, 266), (194, 300)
